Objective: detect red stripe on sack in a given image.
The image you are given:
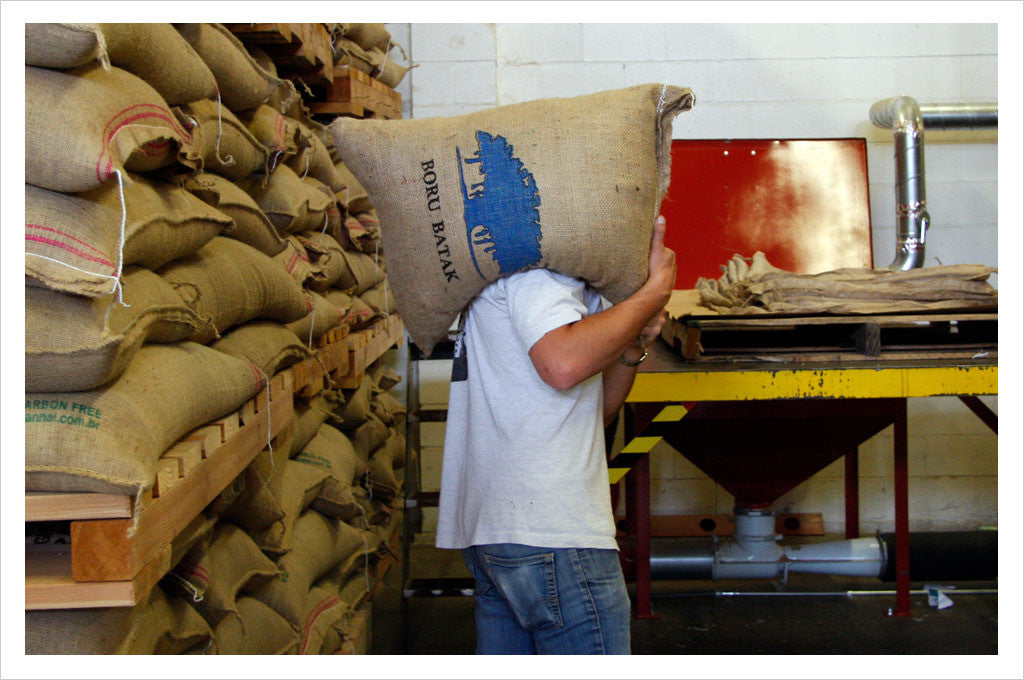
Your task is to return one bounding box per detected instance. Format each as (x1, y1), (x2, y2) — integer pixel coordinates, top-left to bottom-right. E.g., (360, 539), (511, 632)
(26, 224), (111, 259)
(101, 104), (191, 144)
(25, 235), (117, 273)
(176, 565), (211, 586)
(287, 251), (299, 273)
(275, 114), (286, 151)
(246, 361), (265, 391)
(300, 597), (340, 654)
(140, 140), (173, 157)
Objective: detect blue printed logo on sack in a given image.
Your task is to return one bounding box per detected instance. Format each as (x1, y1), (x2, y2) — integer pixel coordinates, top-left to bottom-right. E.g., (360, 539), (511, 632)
(456, 131), (542, 279)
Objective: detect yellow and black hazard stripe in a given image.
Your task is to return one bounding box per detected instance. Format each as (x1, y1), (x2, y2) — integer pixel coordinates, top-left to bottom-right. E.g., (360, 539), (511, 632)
(608, 403), (692, 483)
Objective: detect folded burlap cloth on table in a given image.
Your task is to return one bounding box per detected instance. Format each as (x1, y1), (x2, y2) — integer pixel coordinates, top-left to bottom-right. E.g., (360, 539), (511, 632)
(696, 252), (998, 315)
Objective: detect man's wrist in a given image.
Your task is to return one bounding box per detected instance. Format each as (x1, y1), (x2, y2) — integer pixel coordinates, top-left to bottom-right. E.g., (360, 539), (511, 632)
(619, 344), (648, 367)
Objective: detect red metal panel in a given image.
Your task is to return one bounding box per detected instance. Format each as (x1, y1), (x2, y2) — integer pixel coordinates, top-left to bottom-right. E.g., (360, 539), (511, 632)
(661, 139), (874, 290)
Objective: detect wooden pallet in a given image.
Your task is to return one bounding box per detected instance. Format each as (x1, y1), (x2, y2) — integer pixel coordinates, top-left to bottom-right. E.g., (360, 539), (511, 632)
(227, 23), (334, 85)
(25, 372), (294, 610)
(666, 309), (998, 363)
(291, 325), (351, 398)
(336, 315), (405, 389)
(309, 65), (402, 120)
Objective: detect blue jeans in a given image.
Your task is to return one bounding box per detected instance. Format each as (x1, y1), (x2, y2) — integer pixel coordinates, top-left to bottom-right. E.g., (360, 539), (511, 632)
(462, 544), (631, 654)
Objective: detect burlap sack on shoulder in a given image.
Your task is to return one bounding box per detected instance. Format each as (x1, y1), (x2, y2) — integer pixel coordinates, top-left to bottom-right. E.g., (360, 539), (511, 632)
(25, 179), (231, 298)
(212, 320), (313, 377)
(213, 596), (299, 655)
(26, 342), (264, 495)
(294, 423), (368, 520)
(175, 23), (285, 112)
(26, 64), (200, 193)
(329, 83), (694, 354)
(25, 24), (217, 105)
(26, 266), (208, 392)
(183, 173), (286, 256)
(158, 237), (310, 342)
(167, 522), (279, 626)
(25, 584), (213, 655)
(286, 290), (347, 346)
(177, 99), (268, 179)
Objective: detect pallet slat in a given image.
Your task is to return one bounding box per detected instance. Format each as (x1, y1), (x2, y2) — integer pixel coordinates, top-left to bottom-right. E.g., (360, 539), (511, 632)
(25, 492), (133, 522)
(26, 546), (171, 610)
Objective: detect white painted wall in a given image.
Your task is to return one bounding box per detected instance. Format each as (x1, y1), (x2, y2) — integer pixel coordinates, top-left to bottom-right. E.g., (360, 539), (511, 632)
(396, 23), (999, 536)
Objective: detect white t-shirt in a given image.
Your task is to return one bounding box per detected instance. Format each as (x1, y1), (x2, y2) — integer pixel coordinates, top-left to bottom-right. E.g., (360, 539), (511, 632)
(434, 269), (618, 551)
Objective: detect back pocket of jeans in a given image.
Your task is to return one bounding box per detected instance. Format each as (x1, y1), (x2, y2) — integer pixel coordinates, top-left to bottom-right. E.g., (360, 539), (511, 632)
(481, 551), (563, 630)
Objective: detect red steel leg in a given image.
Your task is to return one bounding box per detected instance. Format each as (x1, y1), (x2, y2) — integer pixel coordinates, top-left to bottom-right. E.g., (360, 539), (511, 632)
(630, 451), (658, 619)
(892, 398), (912, 617)
(844, 447), (860, 539)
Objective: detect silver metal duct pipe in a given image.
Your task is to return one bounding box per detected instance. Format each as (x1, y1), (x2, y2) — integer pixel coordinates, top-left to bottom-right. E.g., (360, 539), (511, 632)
(649, 508), (887, 582)
(870, 97), (998, 271)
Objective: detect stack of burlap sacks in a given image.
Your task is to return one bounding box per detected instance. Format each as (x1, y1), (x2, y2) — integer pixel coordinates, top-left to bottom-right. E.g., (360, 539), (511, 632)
(325, 22), (411, 89)
(24, 22), (406, 655)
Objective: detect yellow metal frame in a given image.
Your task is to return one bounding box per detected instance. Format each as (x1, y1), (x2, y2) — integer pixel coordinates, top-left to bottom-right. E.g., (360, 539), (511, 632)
(626, 365), (997, 403)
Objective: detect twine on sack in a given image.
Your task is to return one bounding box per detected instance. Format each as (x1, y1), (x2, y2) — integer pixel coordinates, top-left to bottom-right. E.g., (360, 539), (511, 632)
(301, 151), (312, 179)
(166, 572), (204, 603)
(214, 90), (236, 167)
(307, 309), (317, 350)
(377, 37), (393, 80)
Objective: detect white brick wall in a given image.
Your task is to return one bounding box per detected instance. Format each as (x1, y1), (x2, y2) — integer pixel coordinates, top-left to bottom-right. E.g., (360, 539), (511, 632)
(400, 23), (1000, 535)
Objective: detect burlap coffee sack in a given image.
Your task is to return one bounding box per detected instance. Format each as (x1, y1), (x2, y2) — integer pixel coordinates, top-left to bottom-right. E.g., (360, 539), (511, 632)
(158, 237), (310, 342)
(352, 209), (381, 239)
(270, 235), (327, 290)
(329, 83), (694, 354)
(371, 389), (407, 430)
(341, 23), (391, 51)
(367, 46), (410, 89)
(217, 423), (294, 532)
(350, 413), (389, 460)
(26, 342), (264, 495)
(297, 231), (350, 292)
(334, 249), (386, 295)
(336, 379), (377, 431)
(169, 513), (219, 571)
(25, 584), (213, 655)
(183, 173), (286, 256)
(332, 37), (375, 75)
(286, 121), (346, 193)
(294, 176), (337, 234)
(332, 214), (367, 253)
(26, 266), (208, 392)
(25, 23), (217, 105)
(212, 320), (313, 377)
(168, 522), (279, 626)
(254, 512), (374, 627)
(341, 294), (379, 331)
(177, 99), (268, 179)
(175, 23), (285, 112)
(286, 290), (347, 346)
(360, 279), (397, 317)
(333, 160), (372, 214)
(367, 361), (401, 391)
(366, 431), (405, 499)
(290, 391), (342, 457)
(213, 596), (299, 655)
(25, 178), (230, 298)
(235, 104), (302, 167)
(249, 460), (330, 556)
(236, 164), (323, 235)
(26, 64), (200, 193)
(294, 423), (368, 520)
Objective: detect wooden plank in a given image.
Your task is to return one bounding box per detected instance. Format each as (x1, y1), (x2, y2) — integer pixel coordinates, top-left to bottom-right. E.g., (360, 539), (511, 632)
(26, 546), (171, 610)
(213, 412), (240, 444)
(26, 492), (132, 522)
(162, 441), (203, 478)
(70, 385), (294, 582)
(224, 23), (294, 44)
(183, 425), (223, 459)
(309, 100), (364, 118)
(152, 458), (180, 498)
(239, 398), (257, 427)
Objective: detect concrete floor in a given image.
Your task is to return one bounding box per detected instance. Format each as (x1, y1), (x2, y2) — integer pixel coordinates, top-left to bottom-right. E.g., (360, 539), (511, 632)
(371, 541), (998, 657)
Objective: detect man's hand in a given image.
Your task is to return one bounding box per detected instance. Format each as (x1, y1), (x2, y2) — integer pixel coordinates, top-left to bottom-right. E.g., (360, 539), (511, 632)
(641, 215), (677, 310)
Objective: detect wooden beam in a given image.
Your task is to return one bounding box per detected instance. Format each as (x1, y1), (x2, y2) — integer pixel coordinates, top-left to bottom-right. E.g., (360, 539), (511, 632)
(70, 387), (294, 582)
(26, 546), (171, 610)
(26, 492), (132, 522)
